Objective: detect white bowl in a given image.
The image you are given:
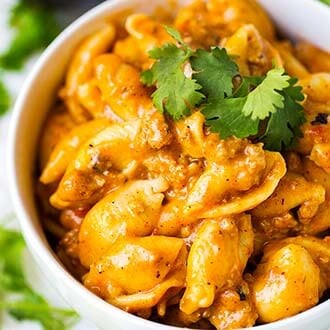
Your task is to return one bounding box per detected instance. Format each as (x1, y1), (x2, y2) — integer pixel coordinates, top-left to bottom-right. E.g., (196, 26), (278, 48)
(257, 0), (330, 52)
(7, 0), (330, 329)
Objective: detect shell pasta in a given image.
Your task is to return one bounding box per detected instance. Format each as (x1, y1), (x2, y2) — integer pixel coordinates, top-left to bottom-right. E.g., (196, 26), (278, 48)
(37, 0), (330, 328)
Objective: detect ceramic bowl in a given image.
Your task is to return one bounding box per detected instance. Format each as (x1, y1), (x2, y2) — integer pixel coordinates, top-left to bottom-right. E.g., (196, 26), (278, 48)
(8, 0), (330, 329)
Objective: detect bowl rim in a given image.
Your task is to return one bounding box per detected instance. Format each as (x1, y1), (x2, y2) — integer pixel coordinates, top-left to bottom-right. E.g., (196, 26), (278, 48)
(7, 0), (330, 329)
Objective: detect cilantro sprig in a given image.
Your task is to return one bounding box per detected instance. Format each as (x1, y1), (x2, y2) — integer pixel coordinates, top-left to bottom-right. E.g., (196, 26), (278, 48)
(141, 27), (204, 120)
(0, 224), (79, 329)
(203, 68), (305, 145)
(141, 27), (306, 151)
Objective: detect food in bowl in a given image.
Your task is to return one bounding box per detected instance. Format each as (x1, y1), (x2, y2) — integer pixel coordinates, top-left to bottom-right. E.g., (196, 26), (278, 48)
(36, 0), (330, 328)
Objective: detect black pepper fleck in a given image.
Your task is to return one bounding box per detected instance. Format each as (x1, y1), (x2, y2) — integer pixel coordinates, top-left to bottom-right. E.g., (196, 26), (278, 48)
(311, 113), (328, 125)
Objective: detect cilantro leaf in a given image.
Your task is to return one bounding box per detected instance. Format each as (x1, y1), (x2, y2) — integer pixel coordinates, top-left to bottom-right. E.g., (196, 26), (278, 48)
(0, 0), (60, 70)
(233, 76), (264, 98)
(0, 225), (79, 329)
(153, 76), (204, 120)
(260, 78), (305, 150)
(141, 43), (204, 120)
(191, 47), (239, 98)
(203, 97), (259, 139)
(164, 25), (185, 45)
(0, 79), (11, 116)
(242, 68), (290, 120)
(141, 44), (190, 84)
(203, 72), (305, 147)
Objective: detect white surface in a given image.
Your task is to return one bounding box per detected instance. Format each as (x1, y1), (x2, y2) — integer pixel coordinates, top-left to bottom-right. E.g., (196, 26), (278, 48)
(3, 0), (330, 330)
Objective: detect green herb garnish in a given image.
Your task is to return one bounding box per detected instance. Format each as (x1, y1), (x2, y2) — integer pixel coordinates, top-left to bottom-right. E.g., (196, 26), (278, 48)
(141, 27), (204, 120)
(191, 47), (239, 99)
(141, 27), (306, 151)
(241, 68), (290, 120)
(0, 225), (79, 329)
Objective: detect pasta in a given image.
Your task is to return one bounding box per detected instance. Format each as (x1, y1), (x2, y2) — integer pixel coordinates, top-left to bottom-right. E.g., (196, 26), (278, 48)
(60, 23), (116, 123)
(36, 0), (330, 328)
(250, 243), (322, 323)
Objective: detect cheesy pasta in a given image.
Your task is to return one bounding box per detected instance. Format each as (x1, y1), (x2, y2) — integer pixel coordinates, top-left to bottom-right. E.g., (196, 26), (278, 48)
(37, 0), (330, 328)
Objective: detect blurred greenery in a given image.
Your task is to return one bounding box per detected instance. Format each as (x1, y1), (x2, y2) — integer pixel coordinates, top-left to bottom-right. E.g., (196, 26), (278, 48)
(0, 0), (60, 70)
(319, 0), (330, 5)
(0, 79), (11, 116)
(0, 224), (79, 329)
(0, 0), (61, 117)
